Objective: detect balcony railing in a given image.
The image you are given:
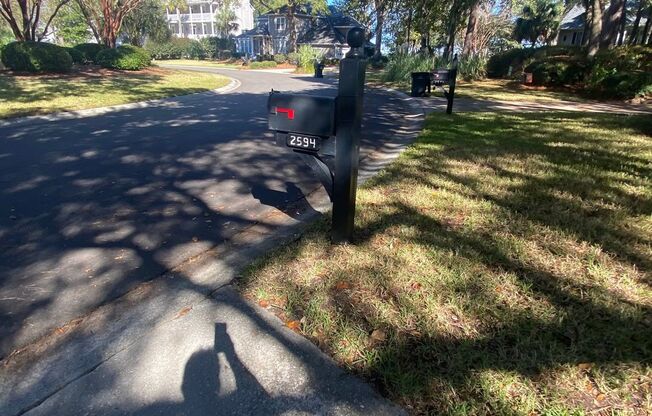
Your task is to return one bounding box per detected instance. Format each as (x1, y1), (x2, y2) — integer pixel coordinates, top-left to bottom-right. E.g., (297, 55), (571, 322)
(167, 13), (214, 23)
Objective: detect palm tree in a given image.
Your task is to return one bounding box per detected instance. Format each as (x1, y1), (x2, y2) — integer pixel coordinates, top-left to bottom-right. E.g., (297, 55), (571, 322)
(514, 0), (562, 47)
(214, 0), (239, 38)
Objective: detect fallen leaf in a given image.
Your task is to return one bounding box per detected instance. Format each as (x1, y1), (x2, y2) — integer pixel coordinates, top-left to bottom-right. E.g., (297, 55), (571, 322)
(175, 306), (192, 319)
(286, 320), (301, 330)
(258, 299), (269, 308)
(410, 282), (422, 291)
(578, 362), (592, 370)
(335, 281), (352, 290)
(370, 329), (387, 343)
(596, 393), (606, 402)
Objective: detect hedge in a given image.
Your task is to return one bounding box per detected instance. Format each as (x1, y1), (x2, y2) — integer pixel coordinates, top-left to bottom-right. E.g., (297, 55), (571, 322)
(65, 47), (85, 65)
(73, 43), (108, 64)
(487, 46), (584, 79)
(586, 46), (652, 99)
(1, 41), (72, 73)
(145, 37), (236, 60)
(273, 54), (286, 64)
(96, 45), (151, 70)
(525, 55), (590, 86)
(249, 60), (277, 69)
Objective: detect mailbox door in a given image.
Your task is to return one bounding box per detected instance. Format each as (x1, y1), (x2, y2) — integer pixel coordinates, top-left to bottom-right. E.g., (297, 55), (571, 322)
(432, 69), (450, 85)
(268, 93), (336, 137)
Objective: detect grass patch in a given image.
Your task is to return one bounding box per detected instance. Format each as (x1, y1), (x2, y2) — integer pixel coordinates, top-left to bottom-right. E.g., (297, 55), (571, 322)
(0, 67), (230, 119)
(366, 72), (588, 104)
(154, 59), (240, 68)
(455, 79), (587, 103)
(241, 112), (652, 415)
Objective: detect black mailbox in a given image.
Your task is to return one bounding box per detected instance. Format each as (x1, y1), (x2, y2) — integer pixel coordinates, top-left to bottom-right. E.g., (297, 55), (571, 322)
(268, 93), (336, 137)
(431, 69), (450, 86)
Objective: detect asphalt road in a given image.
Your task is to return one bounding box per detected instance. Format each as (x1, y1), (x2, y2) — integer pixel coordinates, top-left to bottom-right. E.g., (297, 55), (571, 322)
(0, 68), (415, 358)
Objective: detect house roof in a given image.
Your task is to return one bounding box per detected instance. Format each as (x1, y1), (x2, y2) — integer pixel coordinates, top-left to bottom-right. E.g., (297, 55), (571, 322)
(559, 4), (585, 30)
(238, 5), (372, 47)
(297, 18), (343, 45)
(559, 4), (648, 31)
(235, 21), (269, 38)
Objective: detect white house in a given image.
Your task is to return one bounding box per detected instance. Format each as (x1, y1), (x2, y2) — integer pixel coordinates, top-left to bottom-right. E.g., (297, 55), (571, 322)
(166, 0), (254, 39)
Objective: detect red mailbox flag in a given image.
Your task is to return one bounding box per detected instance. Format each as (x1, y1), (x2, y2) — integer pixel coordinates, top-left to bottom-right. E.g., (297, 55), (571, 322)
(275, 107), (295, 120)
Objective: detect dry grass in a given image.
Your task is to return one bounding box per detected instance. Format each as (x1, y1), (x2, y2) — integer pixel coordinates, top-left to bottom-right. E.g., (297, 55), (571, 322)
(0, 67), (230, 119)
(241, 112), (652, 415)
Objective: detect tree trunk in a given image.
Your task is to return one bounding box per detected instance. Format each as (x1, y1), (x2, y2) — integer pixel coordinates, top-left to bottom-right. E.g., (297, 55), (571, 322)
(642, 6), (652, 44)
(405, 8), (412, 53)
(600, 0), (625, 48)
(628, 0), (644, 44)
(373, 0), (385, 58)
(617, 0), (627, 45)
(462, 1), (480, 57)
(287, 3), (296, 53)
(582, 0), (591, 45)
(588, 0), (603, 57)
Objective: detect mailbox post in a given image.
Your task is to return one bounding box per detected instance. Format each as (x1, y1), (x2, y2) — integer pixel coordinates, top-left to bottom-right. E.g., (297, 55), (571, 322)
(267, 28), (367, 244)
(446, 55), (458, 115)
(331, 28), (367, 243)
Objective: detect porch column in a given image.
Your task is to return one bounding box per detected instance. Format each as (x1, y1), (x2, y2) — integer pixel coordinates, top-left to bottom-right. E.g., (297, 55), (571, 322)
(177, 8), (181, 36)
(210, 3), (215, 36)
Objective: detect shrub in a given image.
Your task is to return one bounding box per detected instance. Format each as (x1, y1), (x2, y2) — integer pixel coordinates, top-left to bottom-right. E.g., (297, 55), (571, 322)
(586, 46), (652, 99)
(382, 53), (447, 82)
(1, 41), (73, 73)
(187, 39), (209, 59)
(525, 56), (590, 86)
(65, 47), (85, 64)
(297, 44), (320, 71)
(273, 54), (286, 64)
(487, 46), (585, 79)
(249, 60), (277, 69)
(486, 47), (536, 78)
(287, 52), (300, 65)
(457, 55), (487, 81)
(369, 55), (389, 69)
(145, 38), (205, 60)
(217, 49), (232, 60)
(96, 45), (151, 70)
(73, 43), (108, 64)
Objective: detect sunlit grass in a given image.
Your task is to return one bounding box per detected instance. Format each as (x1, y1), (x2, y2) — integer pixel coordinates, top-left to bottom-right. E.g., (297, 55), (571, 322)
(153, 59), (240, 68)
(241, 112), (652, 415)
(0, 68), (230, 119)
(366, 71), (588, 104)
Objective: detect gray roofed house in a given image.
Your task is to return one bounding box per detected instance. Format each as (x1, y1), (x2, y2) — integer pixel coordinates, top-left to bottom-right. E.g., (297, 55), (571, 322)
(556, 3), (649, 46)
(235, 5), (371, 59)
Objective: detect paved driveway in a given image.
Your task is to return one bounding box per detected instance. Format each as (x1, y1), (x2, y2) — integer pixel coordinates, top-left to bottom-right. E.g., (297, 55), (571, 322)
(0, 68), (417, 357)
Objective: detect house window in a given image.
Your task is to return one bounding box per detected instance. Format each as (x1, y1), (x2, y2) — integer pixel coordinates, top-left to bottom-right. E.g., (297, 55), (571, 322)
(571, 32), (577, 45)
(192, 24), (197, 35)
(274, 17), (286, 32)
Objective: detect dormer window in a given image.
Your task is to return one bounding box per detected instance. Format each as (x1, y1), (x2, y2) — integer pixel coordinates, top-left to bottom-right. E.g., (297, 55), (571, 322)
(274, 17), (286, 31)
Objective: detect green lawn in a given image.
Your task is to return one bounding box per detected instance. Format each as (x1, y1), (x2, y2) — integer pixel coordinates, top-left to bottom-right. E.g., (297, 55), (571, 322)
(241, 112), (652, 415)
(154, 59), (240, 68)
(0, 68), (230, 119)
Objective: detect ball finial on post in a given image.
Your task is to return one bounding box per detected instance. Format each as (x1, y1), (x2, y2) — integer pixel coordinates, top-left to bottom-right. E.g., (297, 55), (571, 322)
(346, 27), (365, 48)
(345, 28), (365, 58)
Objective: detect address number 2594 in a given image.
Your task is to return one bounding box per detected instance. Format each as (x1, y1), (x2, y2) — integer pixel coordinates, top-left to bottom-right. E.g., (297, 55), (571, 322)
(287, 134), (320, 151)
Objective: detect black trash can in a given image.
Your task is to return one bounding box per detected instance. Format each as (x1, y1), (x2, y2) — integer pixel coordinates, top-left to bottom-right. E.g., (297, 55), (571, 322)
(411, 72), (431, 97)
(314, 61), (325, 78)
